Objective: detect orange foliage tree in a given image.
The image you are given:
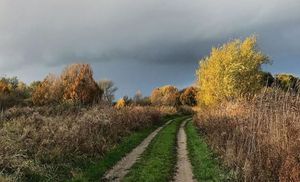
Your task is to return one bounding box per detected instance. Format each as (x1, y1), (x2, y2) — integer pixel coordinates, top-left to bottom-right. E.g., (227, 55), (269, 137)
(32, 64), (102, 105)
(62, 64), (101, 104)
(179, 87), (197, 106)
(150, 85), (180, 106)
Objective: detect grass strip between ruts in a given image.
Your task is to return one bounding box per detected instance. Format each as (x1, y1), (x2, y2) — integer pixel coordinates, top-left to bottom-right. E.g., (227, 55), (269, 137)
(122, 116), (188, 182)
(70, 115), (178, 182)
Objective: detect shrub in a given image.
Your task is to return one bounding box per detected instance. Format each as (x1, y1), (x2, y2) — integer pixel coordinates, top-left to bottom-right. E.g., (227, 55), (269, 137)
(196, 36), (269, 107)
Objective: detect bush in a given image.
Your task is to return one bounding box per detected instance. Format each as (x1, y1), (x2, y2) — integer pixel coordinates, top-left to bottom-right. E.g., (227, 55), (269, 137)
(196, 36), (269, 107)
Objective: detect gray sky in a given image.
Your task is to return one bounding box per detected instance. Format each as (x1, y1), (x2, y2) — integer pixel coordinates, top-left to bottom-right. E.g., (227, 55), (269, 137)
(0, 0), (299, 98)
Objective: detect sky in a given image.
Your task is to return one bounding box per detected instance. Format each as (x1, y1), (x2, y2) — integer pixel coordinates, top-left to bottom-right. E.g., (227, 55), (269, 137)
(0, 0), (299, 98)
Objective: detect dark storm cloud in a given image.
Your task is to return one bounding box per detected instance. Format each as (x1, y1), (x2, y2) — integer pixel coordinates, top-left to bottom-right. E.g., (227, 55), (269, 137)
(0, 0), (299, 97)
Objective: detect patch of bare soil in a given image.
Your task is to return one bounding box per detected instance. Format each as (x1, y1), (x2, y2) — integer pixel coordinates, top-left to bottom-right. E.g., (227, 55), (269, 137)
(174, 119), (195, 182)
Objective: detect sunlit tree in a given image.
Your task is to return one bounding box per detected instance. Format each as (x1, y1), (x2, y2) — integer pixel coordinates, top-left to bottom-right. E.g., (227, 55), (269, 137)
(196, 36), (269, 107)
(151, 85), (180, 106)
(62, 64), (101, 104)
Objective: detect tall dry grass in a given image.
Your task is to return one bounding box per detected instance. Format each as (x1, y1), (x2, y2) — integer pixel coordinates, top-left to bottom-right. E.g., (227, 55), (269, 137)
(0, 105), (161, 181)
(196, 88), (300, 181)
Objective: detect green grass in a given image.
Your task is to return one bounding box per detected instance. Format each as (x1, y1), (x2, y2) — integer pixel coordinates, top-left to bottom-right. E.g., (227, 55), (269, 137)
(70, 126), (160, 182)
(186, 121), (231, 182)
(122, 116), (188, 182)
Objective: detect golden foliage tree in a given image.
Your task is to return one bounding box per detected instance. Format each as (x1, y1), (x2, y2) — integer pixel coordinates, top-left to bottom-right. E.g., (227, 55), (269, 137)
(196, 36), (269, 107)
(32, 64), (101, 105)
(32, 74), (63, 105)
(150, 85), (180, 106)
(62, 64), (101, 104)
(180, 87), (197, 106)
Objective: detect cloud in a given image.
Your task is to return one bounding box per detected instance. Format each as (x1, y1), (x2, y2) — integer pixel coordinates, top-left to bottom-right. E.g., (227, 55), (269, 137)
(0, 0), (299, 96)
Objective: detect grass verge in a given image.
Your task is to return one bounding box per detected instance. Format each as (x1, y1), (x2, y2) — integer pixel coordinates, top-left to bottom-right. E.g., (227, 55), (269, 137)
(70, 116), (176, 182)
(186, 121), (232, 181)
(122, 116), (188, 182)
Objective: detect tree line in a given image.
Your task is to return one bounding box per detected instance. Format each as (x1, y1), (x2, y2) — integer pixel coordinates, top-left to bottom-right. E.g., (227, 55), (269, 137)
(0, 64), (198, 109)
(1, 36), (298, 109)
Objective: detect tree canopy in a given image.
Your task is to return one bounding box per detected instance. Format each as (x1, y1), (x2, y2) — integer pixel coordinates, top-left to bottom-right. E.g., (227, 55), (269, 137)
(196, 36), (269, 107)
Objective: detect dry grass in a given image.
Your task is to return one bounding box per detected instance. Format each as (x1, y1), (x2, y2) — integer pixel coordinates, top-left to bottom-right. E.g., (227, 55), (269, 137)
(196, 88), (300, 181)
(0, 105), (161, 181)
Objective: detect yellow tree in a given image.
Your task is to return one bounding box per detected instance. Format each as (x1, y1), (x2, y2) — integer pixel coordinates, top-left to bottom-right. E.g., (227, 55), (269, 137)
(196, 36), (269, 107)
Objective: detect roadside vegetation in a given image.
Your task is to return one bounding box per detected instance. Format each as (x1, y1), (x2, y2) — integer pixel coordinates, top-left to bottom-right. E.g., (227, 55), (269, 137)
(0, 63), (195, 181)
(186, 121), (231, 181)
(71, 124), (160, 181)
(0, 105), (162, 181)
(123, 116), (188, 182)
(195, 35), (300, 181)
